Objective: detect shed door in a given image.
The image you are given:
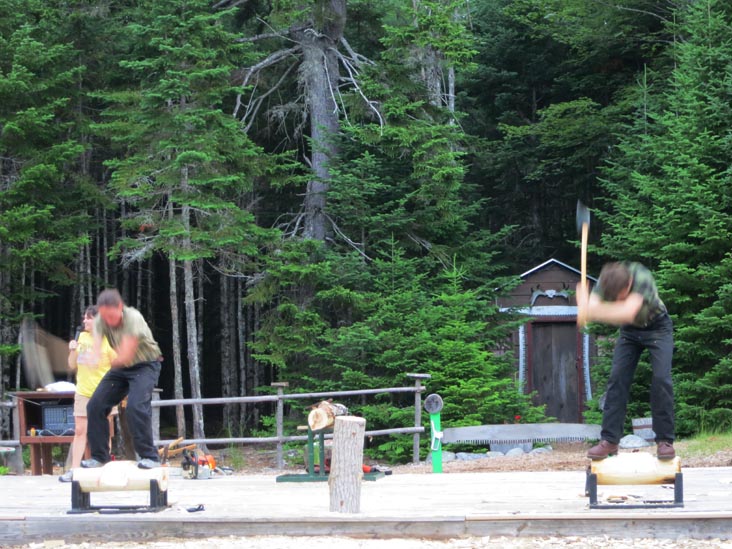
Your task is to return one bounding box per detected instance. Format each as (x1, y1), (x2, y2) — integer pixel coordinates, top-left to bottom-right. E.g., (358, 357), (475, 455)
(530, 322), (579, 423)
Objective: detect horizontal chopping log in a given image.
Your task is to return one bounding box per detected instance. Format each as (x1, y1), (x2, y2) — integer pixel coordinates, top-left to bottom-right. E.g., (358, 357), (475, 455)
(590, 453), (681, 485)
(308, 400), (349, 431)
(71, 461), (169, 493)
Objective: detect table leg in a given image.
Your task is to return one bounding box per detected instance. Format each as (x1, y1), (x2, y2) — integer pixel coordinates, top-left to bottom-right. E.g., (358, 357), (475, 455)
(30, 445), (42, 475)
(41, 444), (53, 474)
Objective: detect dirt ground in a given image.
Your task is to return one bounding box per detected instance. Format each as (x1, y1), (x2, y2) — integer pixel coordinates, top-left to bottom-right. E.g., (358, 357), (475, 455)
(211, 439), (732, 476)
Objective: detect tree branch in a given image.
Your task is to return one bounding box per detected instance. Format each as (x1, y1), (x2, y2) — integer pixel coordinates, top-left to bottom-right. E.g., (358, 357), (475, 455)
(234, 47), (301, 119)
(240, 60), (299, 132)
(334, 48), (384, 128)
(213, 0), (251, 9)
(323, 212), (372, 261)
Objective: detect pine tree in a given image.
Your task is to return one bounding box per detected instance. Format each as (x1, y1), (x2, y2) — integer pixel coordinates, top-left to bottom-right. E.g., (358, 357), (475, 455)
(94, 0), (275, 439)
(0, 1), (90, 388)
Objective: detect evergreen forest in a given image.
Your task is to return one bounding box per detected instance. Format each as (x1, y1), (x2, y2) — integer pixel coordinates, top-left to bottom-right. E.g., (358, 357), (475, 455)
(2, 0), (732, 459)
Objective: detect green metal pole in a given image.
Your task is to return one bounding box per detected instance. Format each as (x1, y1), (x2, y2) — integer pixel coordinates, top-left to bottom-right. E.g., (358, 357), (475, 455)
(430, 411), (442, 474)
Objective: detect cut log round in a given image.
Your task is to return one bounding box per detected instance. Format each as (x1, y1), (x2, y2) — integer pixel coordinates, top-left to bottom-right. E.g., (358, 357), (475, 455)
(590, 453), (681, 485)
(308, 401), (349, 431)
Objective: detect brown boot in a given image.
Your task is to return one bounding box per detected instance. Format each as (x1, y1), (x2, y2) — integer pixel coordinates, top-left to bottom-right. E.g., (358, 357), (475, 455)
(656, 441), (675, 460)
(587, 440), (619, 460)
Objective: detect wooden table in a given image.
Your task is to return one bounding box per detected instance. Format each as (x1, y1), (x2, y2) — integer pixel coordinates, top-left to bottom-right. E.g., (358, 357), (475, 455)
(13, 391), (74, 475)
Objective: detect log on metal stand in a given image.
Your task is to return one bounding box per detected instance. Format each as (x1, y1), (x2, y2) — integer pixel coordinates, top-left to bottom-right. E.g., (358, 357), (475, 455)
(328, 416), (366, 513)
(590, 454), (681, 485)
(308, 400), (349, 431)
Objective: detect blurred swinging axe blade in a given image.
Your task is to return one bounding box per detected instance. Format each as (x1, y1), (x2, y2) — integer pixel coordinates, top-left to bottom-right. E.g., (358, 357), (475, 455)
(576, 200), (591, 236)
(576, 200), (591, 283)
(576, 200), (591, 327)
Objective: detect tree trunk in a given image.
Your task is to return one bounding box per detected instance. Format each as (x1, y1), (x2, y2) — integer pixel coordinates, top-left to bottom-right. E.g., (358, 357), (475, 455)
(328, 416), (366, 513)
(136, 258), (143, 310)
(252, 303), (260, 426)
(146, 257), (154, 327)
(296, 0), (346, 241)
(14, 261), (28, 390)
(220, 274), (235, 434)
(168, 254), (186, 438)
(237, 279), (248, 432)
(0, 241), (6, 399)
(183, 257), (205, 446)
(120, 202), (128, 299)
(84, 240), (92, 307)
(196, 260), (204, 371)
(181, 166), (206, 447)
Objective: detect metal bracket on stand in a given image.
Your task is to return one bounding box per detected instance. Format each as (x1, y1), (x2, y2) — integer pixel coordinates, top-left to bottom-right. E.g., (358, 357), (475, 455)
(276, 427), (384, 483)
(586, 470), (684, 509)
(277, 426), (328, 483)
(68, 479), (168, 514)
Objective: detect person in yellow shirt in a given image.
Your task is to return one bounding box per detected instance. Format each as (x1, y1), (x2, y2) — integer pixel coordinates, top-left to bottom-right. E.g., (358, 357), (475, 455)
(59, 306), (117, 482)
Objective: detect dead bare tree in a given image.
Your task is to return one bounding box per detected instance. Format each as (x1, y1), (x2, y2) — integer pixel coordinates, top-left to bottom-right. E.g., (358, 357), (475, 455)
(234, 1), (381, 244)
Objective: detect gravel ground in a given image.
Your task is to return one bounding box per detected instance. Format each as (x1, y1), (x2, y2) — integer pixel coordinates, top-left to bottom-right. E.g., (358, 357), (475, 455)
(388, 441), (732, 475)
(17, 534), (732, 549)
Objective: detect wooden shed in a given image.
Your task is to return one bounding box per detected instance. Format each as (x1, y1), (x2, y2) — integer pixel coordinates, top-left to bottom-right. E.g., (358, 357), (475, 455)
(498, 259), (597, 423)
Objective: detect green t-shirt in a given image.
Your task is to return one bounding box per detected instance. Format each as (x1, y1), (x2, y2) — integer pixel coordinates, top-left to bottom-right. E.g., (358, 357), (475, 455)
(593, 262), (666, 327)
(94, 306), (161, 365)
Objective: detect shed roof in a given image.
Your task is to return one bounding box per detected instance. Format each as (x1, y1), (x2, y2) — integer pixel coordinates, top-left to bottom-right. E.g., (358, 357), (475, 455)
(519, 258), (597, 282)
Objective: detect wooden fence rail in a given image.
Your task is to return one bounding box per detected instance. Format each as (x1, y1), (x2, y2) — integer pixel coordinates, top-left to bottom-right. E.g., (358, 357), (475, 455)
(0, 373), (430, 473)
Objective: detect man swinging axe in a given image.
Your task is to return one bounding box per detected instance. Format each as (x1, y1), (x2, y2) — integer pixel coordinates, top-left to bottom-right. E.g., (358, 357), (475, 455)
(575, 200), (676, 461)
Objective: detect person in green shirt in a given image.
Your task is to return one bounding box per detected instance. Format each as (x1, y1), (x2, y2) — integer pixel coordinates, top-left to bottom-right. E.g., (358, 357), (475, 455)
(576, 261), (675, 460)
(81, 288), (163, 470)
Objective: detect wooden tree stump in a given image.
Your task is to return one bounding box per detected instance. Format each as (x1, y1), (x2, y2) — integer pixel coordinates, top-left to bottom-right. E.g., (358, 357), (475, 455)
(328, 416), (366, 513)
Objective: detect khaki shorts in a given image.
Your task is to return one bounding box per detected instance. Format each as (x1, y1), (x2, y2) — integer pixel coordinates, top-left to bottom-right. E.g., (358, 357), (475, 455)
(74, 394), (118, 418)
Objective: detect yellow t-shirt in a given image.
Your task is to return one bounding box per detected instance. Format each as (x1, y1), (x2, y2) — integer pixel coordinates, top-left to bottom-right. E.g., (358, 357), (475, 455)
(74, 331), (116, 398)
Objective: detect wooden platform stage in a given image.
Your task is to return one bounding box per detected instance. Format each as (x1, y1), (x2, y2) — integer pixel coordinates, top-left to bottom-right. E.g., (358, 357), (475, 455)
(1, 466), (732, 545)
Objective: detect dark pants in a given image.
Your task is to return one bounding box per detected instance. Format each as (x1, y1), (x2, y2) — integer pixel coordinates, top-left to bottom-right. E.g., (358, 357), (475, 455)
(601, 313), (675, 444)
(87, 361), (161, 463)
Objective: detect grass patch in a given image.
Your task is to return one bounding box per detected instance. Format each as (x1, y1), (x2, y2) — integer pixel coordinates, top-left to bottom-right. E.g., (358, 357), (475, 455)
(679, 431), (732, 458)
(226, 445), (246, 470)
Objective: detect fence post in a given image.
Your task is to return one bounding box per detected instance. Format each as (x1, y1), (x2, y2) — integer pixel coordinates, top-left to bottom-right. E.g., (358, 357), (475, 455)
(151, 388), (162, 442)
(406, 373), (430, 464)
(10, 400), (24, 475)
(272, 382), (289, 469)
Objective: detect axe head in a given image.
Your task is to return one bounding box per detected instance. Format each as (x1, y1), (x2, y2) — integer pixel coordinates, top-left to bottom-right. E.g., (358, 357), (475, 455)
(576, 200), (590, 233)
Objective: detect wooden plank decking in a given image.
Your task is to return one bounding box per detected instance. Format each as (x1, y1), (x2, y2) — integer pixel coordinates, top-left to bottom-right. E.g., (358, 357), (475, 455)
(1, 467), (732, 545)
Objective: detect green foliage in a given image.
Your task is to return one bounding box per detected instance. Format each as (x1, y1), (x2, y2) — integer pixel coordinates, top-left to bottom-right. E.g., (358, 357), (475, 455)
(93, 0), (277, 268)
(251, 237), (546, 462)
(0, 0), (94, 326)
(4, 0), (732, 454)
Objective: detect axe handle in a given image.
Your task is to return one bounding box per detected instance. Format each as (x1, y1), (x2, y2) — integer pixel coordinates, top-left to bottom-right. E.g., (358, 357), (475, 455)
(581, 222), (588, 291)
(578, 222), (589, 329)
